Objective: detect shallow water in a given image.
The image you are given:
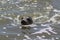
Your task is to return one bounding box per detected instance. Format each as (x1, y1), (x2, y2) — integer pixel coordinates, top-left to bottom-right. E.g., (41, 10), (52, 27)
(0, 0), (60, 40)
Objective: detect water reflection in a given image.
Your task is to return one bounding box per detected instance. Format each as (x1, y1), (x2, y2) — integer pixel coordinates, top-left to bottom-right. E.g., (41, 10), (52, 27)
(0, 14), (58, 40)
(0, 0), (60, 40)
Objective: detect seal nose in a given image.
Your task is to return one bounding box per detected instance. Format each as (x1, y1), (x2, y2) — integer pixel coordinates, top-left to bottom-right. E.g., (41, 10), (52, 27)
(21, 17), (33, 25)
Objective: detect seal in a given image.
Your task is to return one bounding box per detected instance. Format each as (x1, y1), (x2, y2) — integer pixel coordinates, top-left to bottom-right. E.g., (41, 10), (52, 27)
(21, 16), (33, 25)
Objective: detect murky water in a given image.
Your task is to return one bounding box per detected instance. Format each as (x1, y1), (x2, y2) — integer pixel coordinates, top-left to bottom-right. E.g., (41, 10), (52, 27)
(0, 0), (60, 40)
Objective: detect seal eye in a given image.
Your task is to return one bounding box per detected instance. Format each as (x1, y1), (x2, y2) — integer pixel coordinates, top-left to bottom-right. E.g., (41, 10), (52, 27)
(27, 17), (33, 24)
